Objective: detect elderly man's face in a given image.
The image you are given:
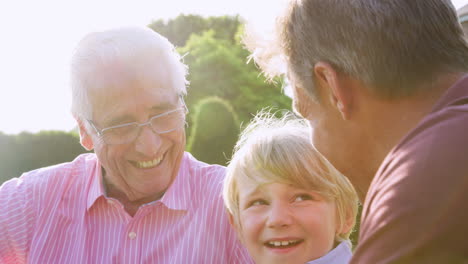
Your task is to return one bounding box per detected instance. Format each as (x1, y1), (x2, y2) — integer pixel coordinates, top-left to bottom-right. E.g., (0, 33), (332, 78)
(84, 68), (186, 203)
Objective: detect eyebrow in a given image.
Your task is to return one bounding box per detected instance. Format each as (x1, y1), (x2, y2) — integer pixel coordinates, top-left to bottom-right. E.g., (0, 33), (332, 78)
(104, 115), (134, 127)
(150, 102), (178, 112)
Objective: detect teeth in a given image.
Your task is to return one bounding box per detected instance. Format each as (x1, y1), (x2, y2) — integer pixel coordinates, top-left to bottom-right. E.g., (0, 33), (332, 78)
(136, 156), (163, 169)
(268, 240), (299, 247)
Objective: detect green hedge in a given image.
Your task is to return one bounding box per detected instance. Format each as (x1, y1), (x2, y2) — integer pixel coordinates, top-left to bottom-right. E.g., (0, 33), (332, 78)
(187, 97), (240, 166)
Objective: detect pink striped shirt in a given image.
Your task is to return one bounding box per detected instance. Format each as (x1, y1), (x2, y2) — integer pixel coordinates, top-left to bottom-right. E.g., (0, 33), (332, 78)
(0, 153), (252, 263)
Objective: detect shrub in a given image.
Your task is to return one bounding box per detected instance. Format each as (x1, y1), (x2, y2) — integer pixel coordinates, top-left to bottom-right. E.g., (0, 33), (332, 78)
(187, 97), (240, 166)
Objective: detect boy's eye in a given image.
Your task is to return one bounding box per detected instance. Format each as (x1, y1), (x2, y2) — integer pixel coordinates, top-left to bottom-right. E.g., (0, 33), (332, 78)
(249, 199), (268, 207)
(294, 194), (313, 202)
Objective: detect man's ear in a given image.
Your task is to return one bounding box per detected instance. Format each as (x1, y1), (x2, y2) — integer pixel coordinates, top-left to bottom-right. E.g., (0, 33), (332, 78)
(75, 117), (94, 151)
(313, 62), (353, 120)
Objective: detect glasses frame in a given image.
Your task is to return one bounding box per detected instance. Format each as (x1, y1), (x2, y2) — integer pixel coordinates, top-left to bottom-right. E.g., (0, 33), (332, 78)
(87, 104), (188, 145)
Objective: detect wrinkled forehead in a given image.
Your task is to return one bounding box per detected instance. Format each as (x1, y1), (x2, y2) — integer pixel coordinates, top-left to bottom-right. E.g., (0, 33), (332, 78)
(85, 59), (182, 119)
(90, 54), (180, 92)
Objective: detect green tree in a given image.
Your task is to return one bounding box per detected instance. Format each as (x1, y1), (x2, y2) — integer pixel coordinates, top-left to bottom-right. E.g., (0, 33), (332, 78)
(0, 132), (17, 183)
(0, 131), (89, 184)
(187, 97), (240, 165)
(178, 29), (291, 125)
(149, 14), (241, 47)
(149, 14), (291, 128)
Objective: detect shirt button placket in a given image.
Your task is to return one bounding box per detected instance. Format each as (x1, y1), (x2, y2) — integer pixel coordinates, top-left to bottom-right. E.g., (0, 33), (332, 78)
(128, 231), (137, 240)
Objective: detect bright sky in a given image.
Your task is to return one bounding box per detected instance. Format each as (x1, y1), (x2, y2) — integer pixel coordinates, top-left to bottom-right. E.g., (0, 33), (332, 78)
(1, 0), (467, 134)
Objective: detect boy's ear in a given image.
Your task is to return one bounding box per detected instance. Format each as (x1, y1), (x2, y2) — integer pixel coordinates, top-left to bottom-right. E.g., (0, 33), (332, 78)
(228, 211), (240, 232)
(313, 61), (354, 120)
(75, 117), (94, 151)
(228, 212), (235, 227)
(339, 208), (356, 235)
(227, 211), (245, 244)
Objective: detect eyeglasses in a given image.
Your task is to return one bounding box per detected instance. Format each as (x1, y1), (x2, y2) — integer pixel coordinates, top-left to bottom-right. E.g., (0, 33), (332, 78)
(87, 106), (187, 145)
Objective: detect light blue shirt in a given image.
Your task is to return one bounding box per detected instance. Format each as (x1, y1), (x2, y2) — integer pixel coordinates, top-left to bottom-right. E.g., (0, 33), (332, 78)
(306, 240), (352, 264)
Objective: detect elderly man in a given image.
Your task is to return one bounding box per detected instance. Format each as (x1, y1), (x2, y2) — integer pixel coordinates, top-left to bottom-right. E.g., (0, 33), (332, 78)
(0, 27), (252, 263)
(247, 0), (468, 263)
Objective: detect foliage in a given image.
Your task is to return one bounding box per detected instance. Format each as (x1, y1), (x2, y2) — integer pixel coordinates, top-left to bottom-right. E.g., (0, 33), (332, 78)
(350, 204), (362, 247)
(0, 131), (89, 184)
(178, 28), (291, 126)
(150, 14), (291, 142)
(149, 14), (241, 47)
(1, 14), (292, 184)
(187, 97), (240, 165)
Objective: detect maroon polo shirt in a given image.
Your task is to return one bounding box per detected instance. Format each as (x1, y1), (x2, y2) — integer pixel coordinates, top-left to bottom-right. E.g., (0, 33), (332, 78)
(351, 75), (468, 264)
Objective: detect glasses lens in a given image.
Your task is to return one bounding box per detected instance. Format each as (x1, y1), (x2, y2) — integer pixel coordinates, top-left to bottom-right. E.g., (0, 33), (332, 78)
(151, 109), (186, 133)
(99, 108), (186, 144)
(102, 123), (139, 144)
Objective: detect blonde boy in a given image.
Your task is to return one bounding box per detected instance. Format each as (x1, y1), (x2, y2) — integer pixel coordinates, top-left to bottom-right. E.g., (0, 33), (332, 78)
(223, 112), (359, 264)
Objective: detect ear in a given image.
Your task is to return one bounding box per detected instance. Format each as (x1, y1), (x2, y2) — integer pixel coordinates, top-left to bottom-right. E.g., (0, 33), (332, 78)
(313, 62), (353, 120)
(228, 212), (236, 228)
(228, 211), (242, 234)
(75, 117), (94, 151)
(227, 211), (245, 244)
(339, 208), (356, 235)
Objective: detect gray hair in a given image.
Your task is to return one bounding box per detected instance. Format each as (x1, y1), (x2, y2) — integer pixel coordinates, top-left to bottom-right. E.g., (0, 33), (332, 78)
(246, 0), (468, 100)
(70, 27), (188, 120)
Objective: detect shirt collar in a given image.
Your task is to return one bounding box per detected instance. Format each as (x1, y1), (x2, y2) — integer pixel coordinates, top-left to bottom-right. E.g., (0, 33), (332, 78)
(306, 240), (352, 264)
(86, 155), (106, 211)
(86, 152), (193, 211)
(159, 152), (193, 211)
(430, 73), (468, 113)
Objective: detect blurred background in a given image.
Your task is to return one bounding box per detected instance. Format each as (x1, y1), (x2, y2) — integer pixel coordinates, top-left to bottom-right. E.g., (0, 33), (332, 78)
(1, 0), (468, 184)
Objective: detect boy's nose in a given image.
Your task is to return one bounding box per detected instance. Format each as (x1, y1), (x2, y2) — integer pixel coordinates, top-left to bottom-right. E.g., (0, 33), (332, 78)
(266, 202), (293, 228)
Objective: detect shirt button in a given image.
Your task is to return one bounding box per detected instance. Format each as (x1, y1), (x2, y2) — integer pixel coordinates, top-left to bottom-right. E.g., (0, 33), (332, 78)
(128, 232), (137, 240)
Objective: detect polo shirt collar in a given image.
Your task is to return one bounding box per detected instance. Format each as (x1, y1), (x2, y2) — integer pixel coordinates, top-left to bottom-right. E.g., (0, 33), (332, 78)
(431, 74), (468, 112)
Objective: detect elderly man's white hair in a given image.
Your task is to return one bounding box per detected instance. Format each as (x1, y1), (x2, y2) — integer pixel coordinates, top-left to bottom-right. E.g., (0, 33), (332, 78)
(70, 27), (188, 120)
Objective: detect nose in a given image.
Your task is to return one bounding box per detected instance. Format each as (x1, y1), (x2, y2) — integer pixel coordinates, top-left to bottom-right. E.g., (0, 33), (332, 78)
(134, 124), (162, 156)
(266, 201), (293, 228)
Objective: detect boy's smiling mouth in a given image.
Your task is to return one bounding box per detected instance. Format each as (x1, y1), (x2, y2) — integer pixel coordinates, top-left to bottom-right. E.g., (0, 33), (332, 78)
(265, 239), (303, 248)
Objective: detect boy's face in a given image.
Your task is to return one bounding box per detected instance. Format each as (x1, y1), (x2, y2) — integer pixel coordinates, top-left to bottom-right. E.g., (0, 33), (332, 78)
(232, 181), (341, 264)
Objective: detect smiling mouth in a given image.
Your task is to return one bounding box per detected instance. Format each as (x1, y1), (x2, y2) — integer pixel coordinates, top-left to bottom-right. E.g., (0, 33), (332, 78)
(265, 239), (303, 249)
(133, 155), (164, 169)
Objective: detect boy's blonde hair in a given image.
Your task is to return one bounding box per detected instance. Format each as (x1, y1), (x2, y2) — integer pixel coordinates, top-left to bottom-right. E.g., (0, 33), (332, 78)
(223, 111), (359, 241)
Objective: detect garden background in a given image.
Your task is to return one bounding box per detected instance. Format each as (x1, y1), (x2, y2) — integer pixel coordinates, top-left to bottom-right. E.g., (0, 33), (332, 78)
(0, 15), (292, 184)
